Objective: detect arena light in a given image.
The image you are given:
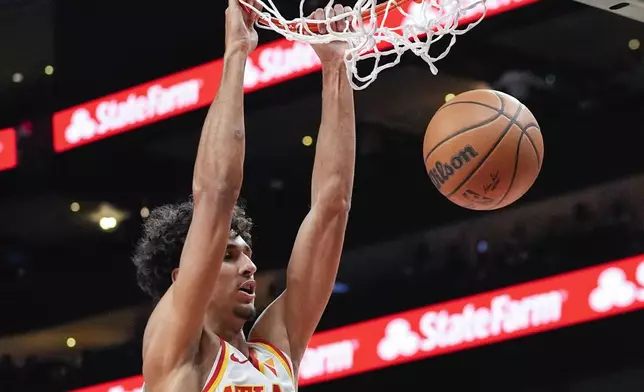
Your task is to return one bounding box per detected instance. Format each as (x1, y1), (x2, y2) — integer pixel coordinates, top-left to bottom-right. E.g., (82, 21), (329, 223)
(66, 337), (76, 348)
(628, 38), (640, 50)
(333, 282), (350, 294)
(302, 136), (313, 147)
(476, 240), (489, 253)
(89, 202), (129, 231)
(12, 73), (23, 83)
(45, 65), (54, 75)
(99, 216), (118, 231)
(140, 207), (150, 218)
(70, 202), (80, 212)
(444, 93), (456, 102)
(52, 0), (540, 153)
(70, 254), (644, 392)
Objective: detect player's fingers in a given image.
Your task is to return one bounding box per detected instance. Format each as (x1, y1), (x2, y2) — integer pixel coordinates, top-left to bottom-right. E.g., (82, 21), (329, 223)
(326, 6), (336, 33)
(248, 0), (262, 22)
(345, 6), (354, 31)
(314, 8), (326, 34)
(334, 4), (346, 32)
(240, 1), (253, 25)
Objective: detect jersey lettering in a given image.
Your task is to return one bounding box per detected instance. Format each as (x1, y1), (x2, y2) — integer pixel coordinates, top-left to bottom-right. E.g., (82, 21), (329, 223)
(221, 384), (282, 392)
(222, 386), (264, 392)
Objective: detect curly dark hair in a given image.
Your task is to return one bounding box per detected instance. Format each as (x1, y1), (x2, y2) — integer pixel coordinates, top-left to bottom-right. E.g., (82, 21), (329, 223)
(132, 198), (253, 300)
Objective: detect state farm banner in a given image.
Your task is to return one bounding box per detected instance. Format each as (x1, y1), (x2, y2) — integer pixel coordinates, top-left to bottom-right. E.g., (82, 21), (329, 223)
(71, 254), (644, 391)
(71, 376), (143, 392)
(52, 0), (537, 153)
(0, 127), (17, 171)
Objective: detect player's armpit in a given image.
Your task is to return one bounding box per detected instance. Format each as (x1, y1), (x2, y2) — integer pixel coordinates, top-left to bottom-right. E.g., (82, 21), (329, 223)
(247, 292), (290, 364)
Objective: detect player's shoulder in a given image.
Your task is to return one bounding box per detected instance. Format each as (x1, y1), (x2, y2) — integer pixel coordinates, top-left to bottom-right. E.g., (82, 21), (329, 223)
(142, 300), (221, 391)
(142, 290), (215, 378)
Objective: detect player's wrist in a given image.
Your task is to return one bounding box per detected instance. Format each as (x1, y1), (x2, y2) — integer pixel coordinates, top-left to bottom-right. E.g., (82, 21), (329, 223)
(224, 43), (251, 59)
(321, 62), (348, 89)
(321, 60), (347, 80)
(320, 57), (346, 70)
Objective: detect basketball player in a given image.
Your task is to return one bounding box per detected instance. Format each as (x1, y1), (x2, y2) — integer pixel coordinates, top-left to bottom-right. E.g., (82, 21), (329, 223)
(131, 1), (355, 391)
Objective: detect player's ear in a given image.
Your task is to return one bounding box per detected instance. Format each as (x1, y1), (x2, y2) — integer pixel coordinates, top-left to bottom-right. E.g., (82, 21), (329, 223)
(171, 268), (180, 282)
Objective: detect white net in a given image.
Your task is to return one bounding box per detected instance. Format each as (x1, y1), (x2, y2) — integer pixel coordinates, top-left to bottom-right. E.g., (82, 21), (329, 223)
(239, 0), (488, 90)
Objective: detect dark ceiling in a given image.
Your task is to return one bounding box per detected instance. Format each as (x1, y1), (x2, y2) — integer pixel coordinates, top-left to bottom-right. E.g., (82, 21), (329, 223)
(1, 0), (644, 335)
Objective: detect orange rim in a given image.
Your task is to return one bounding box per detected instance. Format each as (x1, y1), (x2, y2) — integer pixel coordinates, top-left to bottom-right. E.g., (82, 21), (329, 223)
(253, 0), (415, 34)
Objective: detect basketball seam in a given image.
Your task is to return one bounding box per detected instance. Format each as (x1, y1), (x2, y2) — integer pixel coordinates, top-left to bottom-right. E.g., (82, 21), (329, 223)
(423, 94), (506, 164)
(446, 95), (524, 198)
(491, 126), (524, 209)
(440, 100), (507, 117)
(521, 124), (542, 169)
(437, 91), (504, 115)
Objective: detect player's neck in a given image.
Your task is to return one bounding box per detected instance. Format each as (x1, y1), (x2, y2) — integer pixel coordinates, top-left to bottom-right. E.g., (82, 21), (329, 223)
(204, 317), (248, 355)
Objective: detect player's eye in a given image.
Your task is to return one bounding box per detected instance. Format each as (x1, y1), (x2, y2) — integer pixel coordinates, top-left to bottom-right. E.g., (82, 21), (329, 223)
(224, 251), (233, 261)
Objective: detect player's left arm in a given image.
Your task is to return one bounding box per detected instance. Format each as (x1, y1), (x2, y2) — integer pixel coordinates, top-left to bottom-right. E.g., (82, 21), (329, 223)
(249, 4), (356, 370)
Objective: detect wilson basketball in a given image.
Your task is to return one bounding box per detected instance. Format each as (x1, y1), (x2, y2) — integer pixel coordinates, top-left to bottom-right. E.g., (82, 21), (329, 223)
(423, 90), (544, 211)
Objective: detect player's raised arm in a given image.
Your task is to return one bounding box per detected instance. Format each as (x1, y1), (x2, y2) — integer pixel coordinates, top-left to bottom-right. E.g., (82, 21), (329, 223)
(140, 0), (260, 375)
(249, 5), (356, 365)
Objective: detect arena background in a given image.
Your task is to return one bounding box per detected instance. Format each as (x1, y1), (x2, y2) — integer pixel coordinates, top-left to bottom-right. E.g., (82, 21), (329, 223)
(2, 0), (644, 391)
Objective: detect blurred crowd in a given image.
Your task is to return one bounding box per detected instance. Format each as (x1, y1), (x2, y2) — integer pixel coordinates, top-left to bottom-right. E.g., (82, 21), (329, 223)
(1, 196), (642, 392)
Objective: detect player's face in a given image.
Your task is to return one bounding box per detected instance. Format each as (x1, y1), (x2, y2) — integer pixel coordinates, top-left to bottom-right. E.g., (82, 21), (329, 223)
(212, 235), (257, 321)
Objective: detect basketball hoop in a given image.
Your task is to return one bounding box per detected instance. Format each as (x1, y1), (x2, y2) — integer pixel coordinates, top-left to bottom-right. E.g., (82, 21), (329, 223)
(240, 0), (488, 90)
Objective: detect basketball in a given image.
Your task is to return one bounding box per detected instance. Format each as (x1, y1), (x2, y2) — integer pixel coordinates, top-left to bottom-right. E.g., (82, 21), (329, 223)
(423, 89), (544, 211)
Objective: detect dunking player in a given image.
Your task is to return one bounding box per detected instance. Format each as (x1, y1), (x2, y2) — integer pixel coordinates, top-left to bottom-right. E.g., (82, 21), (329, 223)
(132, 1), (355, 391)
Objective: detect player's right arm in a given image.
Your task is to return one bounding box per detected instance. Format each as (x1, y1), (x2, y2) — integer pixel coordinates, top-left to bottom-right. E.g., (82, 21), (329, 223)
(142, 0), (260, 380)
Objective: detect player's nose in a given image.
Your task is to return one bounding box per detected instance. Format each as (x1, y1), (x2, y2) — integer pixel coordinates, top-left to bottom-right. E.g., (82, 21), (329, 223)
(239, 254), (257, 277)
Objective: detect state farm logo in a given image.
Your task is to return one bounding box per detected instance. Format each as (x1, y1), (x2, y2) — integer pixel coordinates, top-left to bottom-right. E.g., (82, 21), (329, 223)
(589, 261), (644, 313)
(64, 79), (203, 145)
(377, 290), (566, 361)
(244, 42), (320, 89)
(377, 319), (421, 360)
(65, 109), (98, 144)
(299, 339), (358, 380)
